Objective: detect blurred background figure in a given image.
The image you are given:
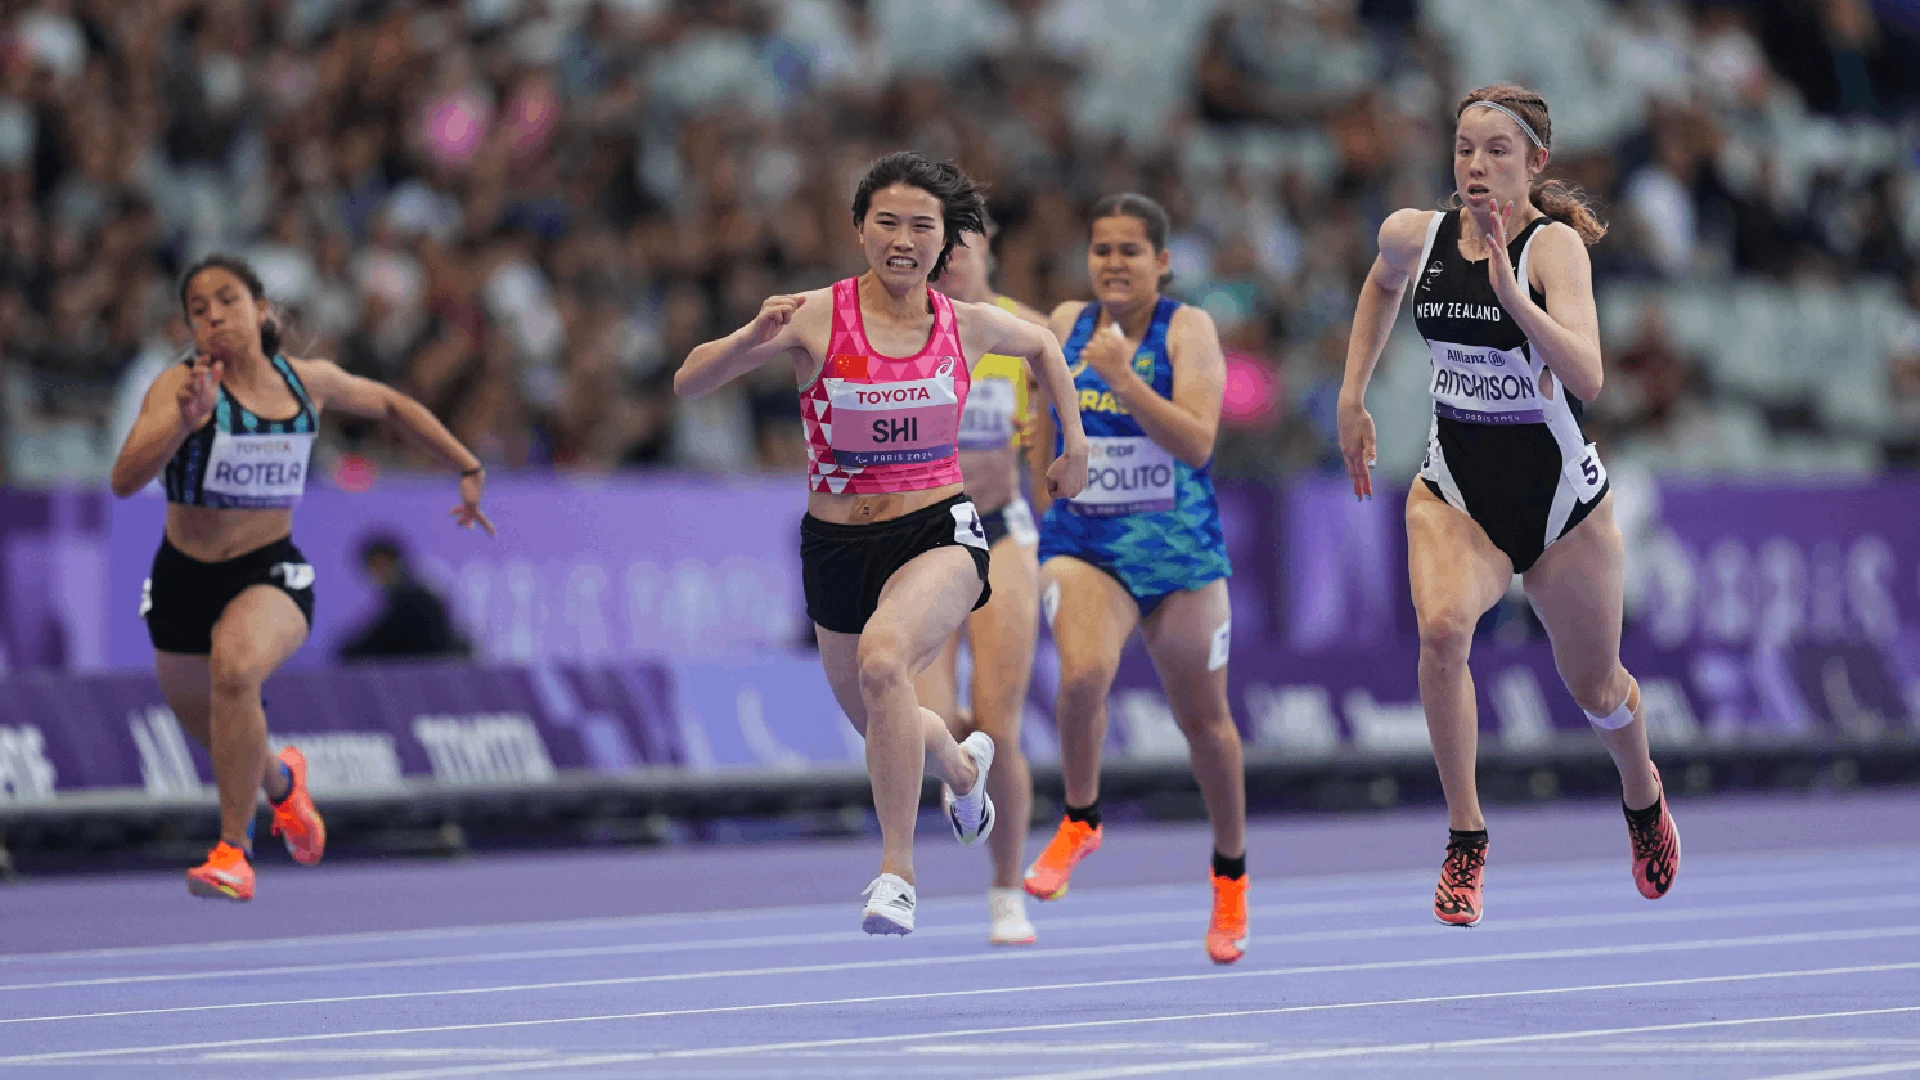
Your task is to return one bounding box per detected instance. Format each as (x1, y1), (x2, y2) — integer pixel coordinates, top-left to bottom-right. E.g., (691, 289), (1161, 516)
(336, 533), (468, 662)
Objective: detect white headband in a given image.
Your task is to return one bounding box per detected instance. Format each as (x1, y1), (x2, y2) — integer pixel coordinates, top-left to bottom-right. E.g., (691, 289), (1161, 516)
(1464, 100), (1545, 150)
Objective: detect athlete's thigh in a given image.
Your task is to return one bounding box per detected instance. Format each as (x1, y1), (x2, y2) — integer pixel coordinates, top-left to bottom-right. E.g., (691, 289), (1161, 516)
(815, 627), (868, 733)
(1406, 482), (1513, 633)
(153, 653), (213, 745)
(207, 586), (309, 683)
(1139, 578), (1232, 725)
(1522, 492), (1625, 688)
(869, 545), (986, 678)
(1041, 556), (1138, 683)
(967, 536), (1041, 736)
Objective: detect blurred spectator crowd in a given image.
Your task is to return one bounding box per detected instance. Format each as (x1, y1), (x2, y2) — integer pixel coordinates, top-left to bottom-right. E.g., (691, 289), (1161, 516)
(0, 0), (1916, 488)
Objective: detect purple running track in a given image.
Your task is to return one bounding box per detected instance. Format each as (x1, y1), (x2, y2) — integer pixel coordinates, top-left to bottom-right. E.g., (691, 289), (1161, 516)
(1, 791), (1917, 1079)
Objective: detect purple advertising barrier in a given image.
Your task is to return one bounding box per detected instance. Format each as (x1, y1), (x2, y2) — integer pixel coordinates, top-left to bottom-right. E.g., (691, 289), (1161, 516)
(1095, 635), (1915, 761)
(105, 475), (812, 670)
(1632, 478), (1920, 736)
(2, 636), (1914, 800)
(1638, 479), (1920, 650)
(0, 491), (109, 674)
(1280, 475), (1407, 652)
(0, 660), (680, 801)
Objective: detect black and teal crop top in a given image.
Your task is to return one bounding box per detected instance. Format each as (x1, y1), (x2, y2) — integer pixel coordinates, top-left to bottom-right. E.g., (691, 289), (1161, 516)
(163, 354), (318, 510)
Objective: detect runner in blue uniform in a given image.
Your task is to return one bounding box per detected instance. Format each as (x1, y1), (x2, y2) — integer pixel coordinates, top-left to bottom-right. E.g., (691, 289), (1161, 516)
(1023, 194), (1248, 964)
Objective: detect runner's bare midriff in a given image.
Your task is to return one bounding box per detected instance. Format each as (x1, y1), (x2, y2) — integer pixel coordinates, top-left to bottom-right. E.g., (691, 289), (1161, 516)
(164, 504), (295, 562)
(806, 482), (965, 526)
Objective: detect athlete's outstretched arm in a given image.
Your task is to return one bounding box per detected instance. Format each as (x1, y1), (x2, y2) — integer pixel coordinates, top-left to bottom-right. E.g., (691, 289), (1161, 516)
(110, 363), (203, 497)
(973, 303), (1088, 499)
(676, 293), (811, 399)
(1338, 208), (1430, 499)
(1477, 207), (1604, 401)
(295, 359), (495, 535)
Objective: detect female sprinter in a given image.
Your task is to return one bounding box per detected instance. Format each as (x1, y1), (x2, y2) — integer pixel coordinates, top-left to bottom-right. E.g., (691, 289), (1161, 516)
(1024, 194), (1248, 965)
(676, 152), (1089, 935)
(110, 254), (494, 902)
(911, 220), (1051, 946)
(1338, 84), (1680, 927)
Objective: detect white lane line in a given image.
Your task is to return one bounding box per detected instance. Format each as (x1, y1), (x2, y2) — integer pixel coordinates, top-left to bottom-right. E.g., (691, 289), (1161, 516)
(6, 892), (1919, 1023)
(291, 990), (1920, 1080)
(4, 926), (1916, 1063)
(9, 866), (1920, 994)
(1747, 1062), (1920, 1080)
(6, 846), (1912, 967)
(997, 1007), (1920, 1080)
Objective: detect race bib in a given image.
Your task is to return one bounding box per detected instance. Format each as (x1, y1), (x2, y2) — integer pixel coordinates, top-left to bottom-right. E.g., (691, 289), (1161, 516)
(824, 371), (960, 467)
(1070, 435), (1176, 516)
(958, 377), (1016, 450)
(202, 431), (314, 507)
(1003, 497), (1039, 547)
(1427, 342), (1547, 425)
(1565, 441), (1608, 501)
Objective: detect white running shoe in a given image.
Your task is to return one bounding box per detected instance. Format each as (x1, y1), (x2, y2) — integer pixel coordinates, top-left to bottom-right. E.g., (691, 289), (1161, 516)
(941, 731), (996, 846)
(988, 886), (1036, 946)
(861, 873), (916, 935)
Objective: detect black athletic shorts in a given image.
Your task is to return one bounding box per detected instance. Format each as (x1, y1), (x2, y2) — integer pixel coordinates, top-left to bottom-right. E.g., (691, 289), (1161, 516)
(801, 493), (992, 635)
(142, 535), (315, 655)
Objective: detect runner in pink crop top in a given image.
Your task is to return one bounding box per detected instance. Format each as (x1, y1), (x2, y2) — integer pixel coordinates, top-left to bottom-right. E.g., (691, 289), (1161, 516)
(800, 277), (970, 495)
(672, 152), (1088, 940)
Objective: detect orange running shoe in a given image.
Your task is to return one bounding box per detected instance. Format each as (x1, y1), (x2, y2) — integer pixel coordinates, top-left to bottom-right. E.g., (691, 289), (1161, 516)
(186, 841), (255, 901)
(1434, 830), (1487, 926)
(269, 746), (326, 865)
(1023, 816), (1102, 901)
(1206, 873), (1248, 964)
(1626, 768), (1680, 899)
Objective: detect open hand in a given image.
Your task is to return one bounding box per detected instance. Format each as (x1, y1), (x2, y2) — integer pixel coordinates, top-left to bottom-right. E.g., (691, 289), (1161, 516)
(1337, 396), (1377, 500)
(451, 470), (496, 536)
(1473, 200), (1522, 308)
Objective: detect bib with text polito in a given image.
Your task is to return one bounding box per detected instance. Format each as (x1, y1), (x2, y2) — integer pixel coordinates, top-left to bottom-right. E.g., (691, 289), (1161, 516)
(1070, 435), (1176, 516)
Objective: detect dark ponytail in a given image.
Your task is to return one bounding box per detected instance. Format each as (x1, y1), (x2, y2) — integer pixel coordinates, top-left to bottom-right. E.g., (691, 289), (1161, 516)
(1456, 84), (1608, 247)
(179, 253), (284, 357)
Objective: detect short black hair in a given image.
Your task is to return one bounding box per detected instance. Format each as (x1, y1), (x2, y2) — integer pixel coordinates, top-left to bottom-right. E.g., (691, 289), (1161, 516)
(1088, 192), (1170, 252)
(179, 253), (283, 357)
(850, 151), (987, 281)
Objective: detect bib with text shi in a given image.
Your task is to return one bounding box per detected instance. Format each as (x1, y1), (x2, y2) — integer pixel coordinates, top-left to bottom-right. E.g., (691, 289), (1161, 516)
(822, 354), (961, 467)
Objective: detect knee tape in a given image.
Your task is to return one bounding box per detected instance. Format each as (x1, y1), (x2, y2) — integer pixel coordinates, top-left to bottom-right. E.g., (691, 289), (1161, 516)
(1042, 580), (1060, 628)
(1585, 701), (1634, 730)
(1585, 678), (1639, 730)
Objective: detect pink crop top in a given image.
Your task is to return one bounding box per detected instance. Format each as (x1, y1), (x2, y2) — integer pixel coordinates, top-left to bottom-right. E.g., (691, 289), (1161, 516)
(800, 277), (970, 495)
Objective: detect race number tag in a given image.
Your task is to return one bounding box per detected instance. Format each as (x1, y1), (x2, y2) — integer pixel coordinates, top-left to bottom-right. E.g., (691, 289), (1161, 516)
(202, 431), (314, 507)
(957, 376), (1016, 450)
(823, 368), (960, 467)
(1069, 436), (1176, 516)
